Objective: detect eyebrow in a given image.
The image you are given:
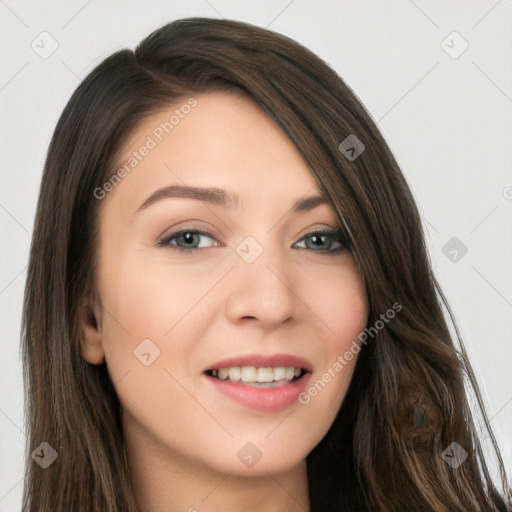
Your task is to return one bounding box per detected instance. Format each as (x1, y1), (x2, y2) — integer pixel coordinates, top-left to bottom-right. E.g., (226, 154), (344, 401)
(135, 185), (328, 214)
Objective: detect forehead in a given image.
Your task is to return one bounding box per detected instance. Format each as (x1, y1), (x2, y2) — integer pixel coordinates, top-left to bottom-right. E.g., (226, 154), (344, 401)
(99, 91), (328, 220)
(116, 90), (310, 171)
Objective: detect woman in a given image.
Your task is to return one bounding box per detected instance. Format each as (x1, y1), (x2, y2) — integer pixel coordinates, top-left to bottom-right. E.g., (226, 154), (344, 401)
(21, 16), (511, 512)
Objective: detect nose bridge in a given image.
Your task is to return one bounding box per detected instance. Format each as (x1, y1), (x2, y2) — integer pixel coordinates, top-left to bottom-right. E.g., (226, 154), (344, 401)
(224, 233), (297, 323)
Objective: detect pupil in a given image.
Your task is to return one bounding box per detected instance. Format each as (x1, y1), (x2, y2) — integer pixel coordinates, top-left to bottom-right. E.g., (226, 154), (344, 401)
(183, 233), (196, 246)
(310, 234), (328, 249)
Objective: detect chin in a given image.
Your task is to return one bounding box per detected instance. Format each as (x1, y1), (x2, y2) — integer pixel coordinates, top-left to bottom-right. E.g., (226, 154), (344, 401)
(199, 439), (311, 477)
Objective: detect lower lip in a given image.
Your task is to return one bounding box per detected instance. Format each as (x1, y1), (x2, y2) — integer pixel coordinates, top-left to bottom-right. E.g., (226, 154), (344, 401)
(204, 373), (311, 412)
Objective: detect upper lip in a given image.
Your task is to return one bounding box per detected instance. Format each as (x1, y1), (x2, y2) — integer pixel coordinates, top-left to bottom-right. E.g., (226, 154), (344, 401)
(203, 353), (313, 373)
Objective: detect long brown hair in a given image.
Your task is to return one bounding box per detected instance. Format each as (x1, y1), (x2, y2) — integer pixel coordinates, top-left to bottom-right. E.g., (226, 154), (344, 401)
(21, 17), (511, 511)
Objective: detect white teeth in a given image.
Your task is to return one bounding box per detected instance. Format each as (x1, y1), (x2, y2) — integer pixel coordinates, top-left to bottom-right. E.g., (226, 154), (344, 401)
(211, 365), (303, 384)
(273, 366), (286, 380)
(257, 367), (274, 382)
(218, 368), (229, 380)
(228, 366), (241, 381)
(241, 366), (257, 382)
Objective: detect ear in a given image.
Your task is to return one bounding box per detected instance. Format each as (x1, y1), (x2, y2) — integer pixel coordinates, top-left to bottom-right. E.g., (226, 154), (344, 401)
(80, 291), (105, 365)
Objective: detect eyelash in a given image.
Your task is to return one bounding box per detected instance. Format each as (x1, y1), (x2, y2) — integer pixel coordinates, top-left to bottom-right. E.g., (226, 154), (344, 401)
(156, 227), (349, 255)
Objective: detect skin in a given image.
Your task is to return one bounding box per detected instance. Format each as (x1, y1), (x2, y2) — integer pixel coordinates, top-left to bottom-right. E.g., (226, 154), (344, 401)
(81, 91), (369, 512)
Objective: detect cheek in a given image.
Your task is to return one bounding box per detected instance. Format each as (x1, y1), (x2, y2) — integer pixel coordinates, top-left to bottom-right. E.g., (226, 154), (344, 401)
(98, 262), (201, 437)
(98, 252), (221, 395)
(96, 253), (177, 384)
(299, 263), (368, 420)
(100, 251), (195, 339)
(307, 257), (368, 351)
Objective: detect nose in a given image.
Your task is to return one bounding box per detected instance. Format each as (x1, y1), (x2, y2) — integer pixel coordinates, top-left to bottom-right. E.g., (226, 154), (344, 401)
(224, 241), (298, 328)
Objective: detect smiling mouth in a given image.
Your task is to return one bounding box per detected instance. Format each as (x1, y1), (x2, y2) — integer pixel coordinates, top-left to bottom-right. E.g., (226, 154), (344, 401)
(204, 366), (308, 387)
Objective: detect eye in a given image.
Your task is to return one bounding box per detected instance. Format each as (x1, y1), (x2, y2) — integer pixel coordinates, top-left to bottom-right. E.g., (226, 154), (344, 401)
(156, 227), (349, 254)
(293, 229), (348, 254)
(156, 229), (219, 253)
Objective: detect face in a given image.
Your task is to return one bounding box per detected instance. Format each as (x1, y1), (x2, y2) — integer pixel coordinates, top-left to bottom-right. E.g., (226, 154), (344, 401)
(82, 91), (369, 477)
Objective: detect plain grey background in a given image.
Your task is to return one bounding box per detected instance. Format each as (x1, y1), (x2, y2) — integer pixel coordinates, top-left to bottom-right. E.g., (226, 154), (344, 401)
(1, 1), (511, 509)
